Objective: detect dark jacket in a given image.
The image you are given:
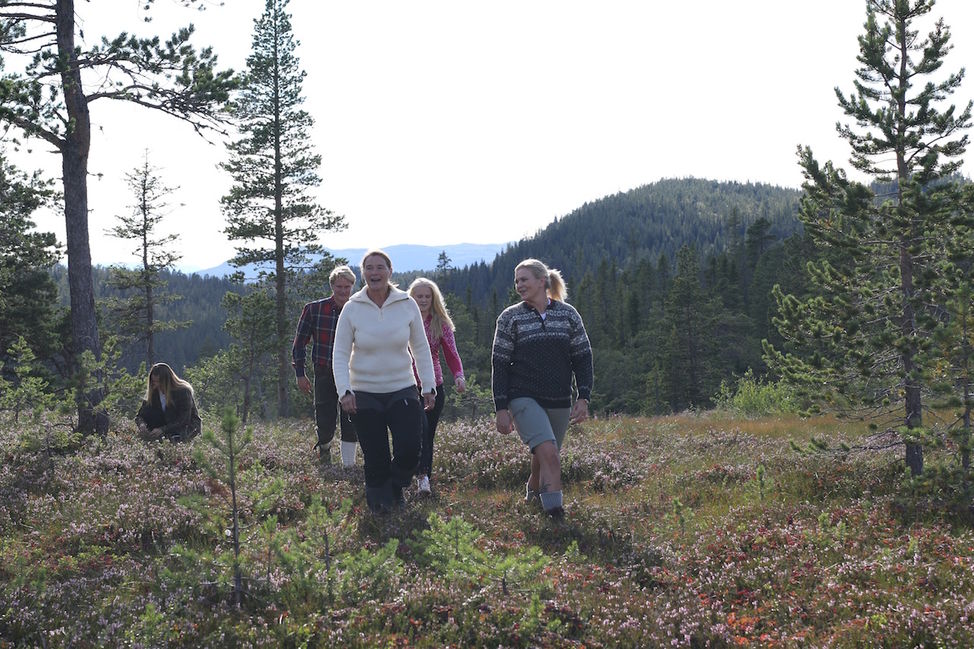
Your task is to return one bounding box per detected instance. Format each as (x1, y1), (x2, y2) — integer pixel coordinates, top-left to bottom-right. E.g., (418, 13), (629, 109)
(135, 386), (201, 442)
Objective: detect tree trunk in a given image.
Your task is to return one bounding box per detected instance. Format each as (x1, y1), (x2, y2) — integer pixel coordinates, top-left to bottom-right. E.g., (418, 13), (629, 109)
(147, 282), (155, 368)
(57, 0), (107, 434)
(273, 27), (289, 419)
(241, 375), (251, 425)
(145, 217), (155, 368)
(895, 23), (922, 476)
(962, 310), (971, 472)
(901, 243), (924, 476)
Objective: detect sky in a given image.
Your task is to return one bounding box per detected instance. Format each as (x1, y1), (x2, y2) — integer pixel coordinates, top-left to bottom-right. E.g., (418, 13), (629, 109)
(18, 0), (974, 272)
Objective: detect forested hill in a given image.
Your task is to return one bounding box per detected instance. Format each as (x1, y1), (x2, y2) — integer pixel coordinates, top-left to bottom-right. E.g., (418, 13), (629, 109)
(434, 178), (810, 415)
(41, 178), (807, 414)
(50, 266), (241, 374)
(437, 178), (802, 305)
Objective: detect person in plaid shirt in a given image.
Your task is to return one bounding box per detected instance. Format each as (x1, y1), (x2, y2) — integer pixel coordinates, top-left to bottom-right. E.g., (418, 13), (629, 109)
(292, 265), (358, 466)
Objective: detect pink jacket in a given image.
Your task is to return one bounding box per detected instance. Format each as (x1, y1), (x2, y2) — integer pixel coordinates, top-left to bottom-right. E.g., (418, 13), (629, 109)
(414, 316), (464, 387)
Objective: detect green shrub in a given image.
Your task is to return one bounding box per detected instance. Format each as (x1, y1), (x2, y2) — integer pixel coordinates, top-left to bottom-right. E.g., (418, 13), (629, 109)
(715, 369), (799, 416)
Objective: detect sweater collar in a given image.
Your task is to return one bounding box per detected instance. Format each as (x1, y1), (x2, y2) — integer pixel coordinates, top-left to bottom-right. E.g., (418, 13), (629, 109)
(349, 285), (410, 306)
(521, 297), (554, 313)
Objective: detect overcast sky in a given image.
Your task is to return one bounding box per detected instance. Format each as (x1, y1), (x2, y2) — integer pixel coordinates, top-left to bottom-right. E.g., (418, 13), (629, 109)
(21, 0), (974, 271)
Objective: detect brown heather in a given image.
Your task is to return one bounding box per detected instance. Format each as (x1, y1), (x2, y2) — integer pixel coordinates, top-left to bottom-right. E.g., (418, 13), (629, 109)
(0, 411), (971, 647)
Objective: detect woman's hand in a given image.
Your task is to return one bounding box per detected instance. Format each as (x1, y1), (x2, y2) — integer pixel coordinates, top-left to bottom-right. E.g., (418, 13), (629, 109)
(495, 409), (514, 434)
(423, 391), (436, 411)
(340, 391), (357, 415)
(570, 398), (589, 425)
(455, 377), (466, 393)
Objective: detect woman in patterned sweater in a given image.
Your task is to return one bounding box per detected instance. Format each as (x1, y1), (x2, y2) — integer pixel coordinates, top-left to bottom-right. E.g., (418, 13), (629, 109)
(491, 258), (593, 519)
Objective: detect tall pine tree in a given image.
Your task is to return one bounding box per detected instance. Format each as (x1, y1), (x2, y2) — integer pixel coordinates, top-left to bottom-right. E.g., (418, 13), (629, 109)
(0, 1), (235, 432)
(221, 0), (344, 418)
(767, 0), (971, 475)
(929, 183), (974, 474)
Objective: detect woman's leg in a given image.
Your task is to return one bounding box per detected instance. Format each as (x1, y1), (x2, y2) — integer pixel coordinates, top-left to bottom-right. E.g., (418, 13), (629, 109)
(385, 397), (423, 493)
(418, 385), (445, 478)
(527, 452), (542, 494)
(510, 398), (570, 515)
(136, 402), (167, 441)
(313, 366), (340, 456)
(352, 409), (392, 511)
(533, 440), (562, 493)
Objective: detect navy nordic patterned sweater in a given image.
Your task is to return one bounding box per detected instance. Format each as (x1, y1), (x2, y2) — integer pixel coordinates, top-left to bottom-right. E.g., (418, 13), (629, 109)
(491, 300), (594, 411)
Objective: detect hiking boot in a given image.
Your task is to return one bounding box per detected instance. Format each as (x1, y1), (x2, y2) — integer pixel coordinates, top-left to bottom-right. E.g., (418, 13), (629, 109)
(417, 475), (431, 495)
(386, 482), (405, 507)
(545, 506), (565, 521)
(318, 446), (331, 465)
(365, 486), (387, 514)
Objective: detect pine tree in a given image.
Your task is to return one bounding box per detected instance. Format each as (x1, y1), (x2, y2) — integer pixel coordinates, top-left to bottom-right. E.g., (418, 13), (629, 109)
(767, 0), (971, 474)
(104, 152), (188, 368)
(929, 183), (974, 474)
(221, 0), (345, 418)
(744, 217), (775, 269)
(436, 251), (453, 278)
(0, 152), (60, 363)
(222, 283), (278, 424)
(0, 1), (235, 433)
(661, 246), (719, 410)
(725, 206), (744, 258)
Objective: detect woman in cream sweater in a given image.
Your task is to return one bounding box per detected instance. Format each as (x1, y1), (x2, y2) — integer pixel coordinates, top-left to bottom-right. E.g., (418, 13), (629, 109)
(333, 249), (436, 513)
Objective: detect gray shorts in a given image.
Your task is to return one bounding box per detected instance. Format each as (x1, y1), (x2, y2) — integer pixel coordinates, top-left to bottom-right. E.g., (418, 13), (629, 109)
(509, 397), (571, 452)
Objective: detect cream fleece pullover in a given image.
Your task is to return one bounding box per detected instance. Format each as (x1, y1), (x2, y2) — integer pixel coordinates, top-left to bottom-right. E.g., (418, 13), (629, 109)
(332, 285), (436, 396)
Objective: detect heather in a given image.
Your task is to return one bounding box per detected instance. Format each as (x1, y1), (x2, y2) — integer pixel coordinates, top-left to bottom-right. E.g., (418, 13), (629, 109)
(1, 412), (973, 648)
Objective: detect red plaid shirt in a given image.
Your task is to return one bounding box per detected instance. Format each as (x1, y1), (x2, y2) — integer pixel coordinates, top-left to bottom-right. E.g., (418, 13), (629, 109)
(291, 296), (342, 377)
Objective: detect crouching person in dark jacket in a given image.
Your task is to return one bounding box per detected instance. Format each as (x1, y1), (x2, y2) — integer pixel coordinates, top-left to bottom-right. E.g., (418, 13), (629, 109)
(135, 362), (202, 442)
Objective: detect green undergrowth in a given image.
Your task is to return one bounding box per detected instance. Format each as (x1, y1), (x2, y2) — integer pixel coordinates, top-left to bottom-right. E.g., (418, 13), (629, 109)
(1, 411), (971, 648)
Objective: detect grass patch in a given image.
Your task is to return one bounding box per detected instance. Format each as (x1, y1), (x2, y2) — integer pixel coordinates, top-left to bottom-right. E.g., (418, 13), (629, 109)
(0, 411), (972, 647)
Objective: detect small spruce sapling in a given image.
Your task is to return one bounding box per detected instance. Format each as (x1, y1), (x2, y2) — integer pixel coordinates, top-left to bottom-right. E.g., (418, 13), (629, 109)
(408, 513), (549, 596)
(194, 407), (253, 605)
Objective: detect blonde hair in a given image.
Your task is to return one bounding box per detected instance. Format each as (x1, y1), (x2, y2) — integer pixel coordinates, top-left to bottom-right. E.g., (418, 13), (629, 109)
(408, 277), (455, 344)
(145, 362), (195, 404)
(329, 265), (356, 286)
(515, 258), (567, 302)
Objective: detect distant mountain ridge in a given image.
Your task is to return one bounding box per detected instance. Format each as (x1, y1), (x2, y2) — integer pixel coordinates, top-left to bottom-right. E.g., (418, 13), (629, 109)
(438, 177), (804, 307)
(193, 242), (511, 278)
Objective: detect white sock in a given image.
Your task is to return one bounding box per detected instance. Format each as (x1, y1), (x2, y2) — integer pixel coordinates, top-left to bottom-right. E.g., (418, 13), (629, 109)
(539, 490), (563, 511)
(340, 441), (357, 467)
